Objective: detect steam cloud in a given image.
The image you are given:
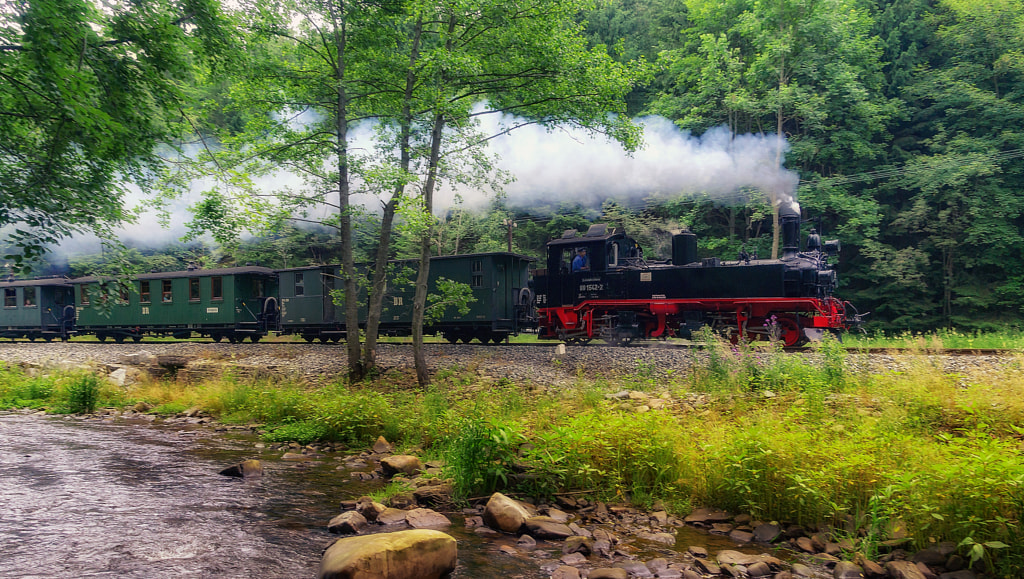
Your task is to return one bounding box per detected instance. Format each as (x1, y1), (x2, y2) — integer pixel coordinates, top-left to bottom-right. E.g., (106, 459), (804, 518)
(449, 114), (799, 212)
(44, 114), (799, 256)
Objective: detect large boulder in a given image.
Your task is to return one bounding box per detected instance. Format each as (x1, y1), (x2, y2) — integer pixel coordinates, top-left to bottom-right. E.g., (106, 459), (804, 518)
(482, 492), (533, 534)
(318, 529), (457, 579)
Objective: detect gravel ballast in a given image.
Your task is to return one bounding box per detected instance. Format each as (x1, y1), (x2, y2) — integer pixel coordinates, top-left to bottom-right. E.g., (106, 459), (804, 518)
(0, 341), (1017, 387)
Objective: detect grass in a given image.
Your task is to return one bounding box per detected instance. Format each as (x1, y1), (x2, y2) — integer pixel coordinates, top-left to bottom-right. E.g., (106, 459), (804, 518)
(843, 328), (1024, 349)
(1, 335), (1022, 576)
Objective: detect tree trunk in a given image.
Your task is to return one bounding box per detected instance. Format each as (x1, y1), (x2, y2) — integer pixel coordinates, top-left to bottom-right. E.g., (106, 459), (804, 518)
(412, 14), (456, 387)
(362, 19), (422, 373)
(328, 1), (362, 381)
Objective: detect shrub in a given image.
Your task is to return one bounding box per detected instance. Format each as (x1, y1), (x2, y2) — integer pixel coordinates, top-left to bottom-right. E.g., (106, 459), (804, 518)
(62, 374), (101, 414)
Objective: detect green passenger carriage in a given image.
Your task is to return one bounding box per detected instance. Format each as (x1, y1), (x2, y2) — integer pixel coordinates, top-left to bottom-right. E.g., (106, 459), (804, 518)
(278, 252), (535, 344)
(72, 266), (279, 343)
(0, 277), (76, 341)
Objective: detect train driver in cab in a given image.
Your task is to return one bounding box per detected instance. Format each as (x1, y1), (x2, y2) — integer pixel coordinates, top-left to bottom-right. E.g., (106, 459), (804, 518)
(572, 248), (590, 272)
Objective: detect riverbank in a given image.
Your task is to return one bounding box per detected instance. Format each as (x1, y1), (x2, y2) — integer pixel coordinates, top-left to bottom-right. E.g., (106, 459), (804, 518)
(1, 339), (1022, 576)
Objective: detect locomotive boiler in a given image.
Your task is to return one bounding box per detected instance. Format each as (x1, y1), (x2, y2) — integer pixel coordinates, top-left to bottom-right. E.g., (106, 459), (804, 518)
(532, 204), (854, 347)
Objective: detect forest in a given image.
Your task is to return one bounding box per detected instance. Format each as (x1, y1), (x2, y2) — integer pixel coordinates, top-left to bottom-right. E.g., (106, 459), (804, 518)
(4, 0), (1024, 336)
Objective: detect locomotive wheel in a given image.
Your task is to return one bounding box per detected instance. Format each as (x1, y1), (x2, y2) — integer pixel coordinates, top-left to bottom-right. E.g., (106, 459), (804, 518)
(331, 336), (342, 343)
(114, 335), (126, 344)
(44, 336), (53, 342)
(304, 335), (315, 343)
(445, 334), (458, 344)
(250, 335), (262, 343)
(776, 317), (803, 347)
(97, 334), (108, 343)
(132, 336), (142, 343)
(212, 334), (224, 343)
(319, 336), (329, 343)
(28, 336), (36, 342)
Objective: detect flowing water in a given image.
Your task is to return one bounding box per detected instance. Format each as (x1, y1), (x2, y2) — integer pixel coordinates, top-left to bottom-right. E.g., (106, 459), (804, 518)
(0, 412), (555, 578)
(0, 412), (781, 578)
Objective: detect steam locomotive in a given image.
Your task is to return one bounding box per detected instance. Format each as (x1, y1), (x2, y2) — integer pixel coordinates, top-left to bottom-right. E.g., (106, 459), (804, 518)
(532, 203), (856, 347)
(0, 207), (856, 346)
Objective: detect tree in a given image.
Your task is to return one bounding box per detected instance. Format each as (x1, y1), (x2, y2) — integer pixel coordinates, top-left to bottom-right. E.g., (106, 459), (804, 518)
(392, 0), (645, 385)
(649, 0), (896, 258)
(0, 0), (233, 270)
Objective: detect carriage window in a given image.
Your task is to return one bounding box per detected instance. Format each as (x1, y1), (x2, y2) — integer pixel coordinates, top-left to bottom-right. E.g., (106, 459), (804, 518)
(253, 279), (265, 298)
(162, 280), (173, 303)
(118, 287), (129, 305)
(294, 273), (305, 296)
(80, 285), (90, 306)
(472, 260), (482, 273)
(608, 242), (619, 267)
(471, 275), (483, 288)
(189, 278), (201, 301)
(23, 287), (36, 307)
(139, 281), (151, 304)
(3, 288), (15, 308)
(211, 277), (223, 300)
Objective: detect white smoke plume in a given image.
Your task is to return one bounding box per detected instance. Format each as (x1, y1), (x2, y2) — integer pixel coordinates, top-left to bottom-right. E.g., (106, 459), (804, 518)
(452, 114), (799, 212)
(43, 113), (798, 259)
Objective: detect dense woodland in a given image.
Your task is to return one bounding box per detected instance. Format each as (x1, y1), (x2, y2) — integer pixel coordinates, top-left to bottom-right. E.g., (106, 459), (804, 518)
(4, 0), (1024, 336)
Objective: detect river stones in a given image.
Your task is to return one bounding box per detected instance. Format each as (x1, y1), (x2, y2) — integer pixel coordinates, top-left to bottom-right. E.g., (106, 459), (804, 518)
(377, 508), (409, 526)
(885, 561), (927, 579)
(523, 516), (573, 540)
(412, 483), (453, 507)
(753, 522), (782, 542)
(356, 496), (387, 522)
(404, 507), (451, 529)
(318, 529), (456, 579)
(482, 492), (533, 534)
(380, 455), (423, 477)
(833, 561), (866, 579)
(372, 435), (392, 454)
(589, 569), (628, 579)
(327, 510), (367, 534)
(218, 459), (263, 478)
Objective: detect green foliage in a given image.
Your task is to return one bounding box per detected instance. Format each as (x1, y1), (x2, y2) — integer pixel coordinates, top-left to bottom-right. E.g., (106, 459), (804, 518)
(443, 416), (526, 499)
(425, 278), (476, 325)
(262, 419), (331, 445)
(0, 0), (235, 270)
(60, 374), (101, 414)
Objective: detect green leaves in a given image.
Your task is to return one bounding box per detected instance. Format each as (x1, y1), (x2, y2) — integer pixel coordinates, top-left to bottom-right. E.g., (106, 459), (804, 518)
(1, 0), (234, 271)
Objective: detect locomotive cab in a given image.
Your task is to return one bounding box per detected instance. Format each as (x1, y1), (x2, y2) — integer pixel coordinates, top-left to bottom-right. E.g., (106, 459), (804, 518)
(547, 224), (641, 275)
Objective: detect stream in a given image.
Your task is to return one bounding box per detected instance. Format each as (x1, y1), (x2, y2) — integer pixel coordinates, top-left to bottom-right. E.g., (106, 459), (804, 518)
(0, 411), (784, 578)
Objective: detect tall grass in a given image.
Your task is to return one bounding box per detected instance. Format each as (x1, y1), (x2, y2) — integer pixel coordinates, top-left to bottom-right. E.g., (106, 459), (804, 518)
(1, 341), (1022, 575)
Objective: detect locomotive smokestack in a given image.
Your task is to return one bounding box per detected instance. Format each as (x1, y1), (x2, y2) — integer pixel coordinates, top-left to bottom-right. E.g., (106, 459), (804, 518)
(780, 201), (801, 260)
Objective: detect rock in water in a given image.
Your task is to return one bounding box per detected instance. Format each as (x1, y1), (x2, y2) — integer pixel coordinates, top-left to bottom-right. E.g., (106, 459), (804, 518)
(318, 529), (456, 579)
(380, 455), (423, 477)
(372, 436), (392, 454)
(482, 492), (533, 534)
(218, 459), (263, 478)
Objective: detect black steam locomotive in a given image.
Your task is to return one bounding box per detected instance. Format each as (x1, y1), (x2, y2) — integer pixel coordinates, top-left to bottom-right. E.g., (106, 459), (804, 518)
(1, 205), (855, 346)
(532, 204), (856, 347)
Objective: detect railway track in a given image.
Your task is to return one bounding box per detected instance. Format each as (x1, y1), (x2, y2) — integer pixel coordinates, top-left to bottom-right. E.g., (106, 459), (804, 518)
(4, 338), (1018, 356)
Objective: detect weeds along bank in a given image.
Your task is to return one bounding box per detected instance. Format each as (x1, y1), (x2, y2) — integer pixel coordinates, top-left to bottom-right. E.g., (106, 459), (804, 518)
(1, 337), (1022, 576)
